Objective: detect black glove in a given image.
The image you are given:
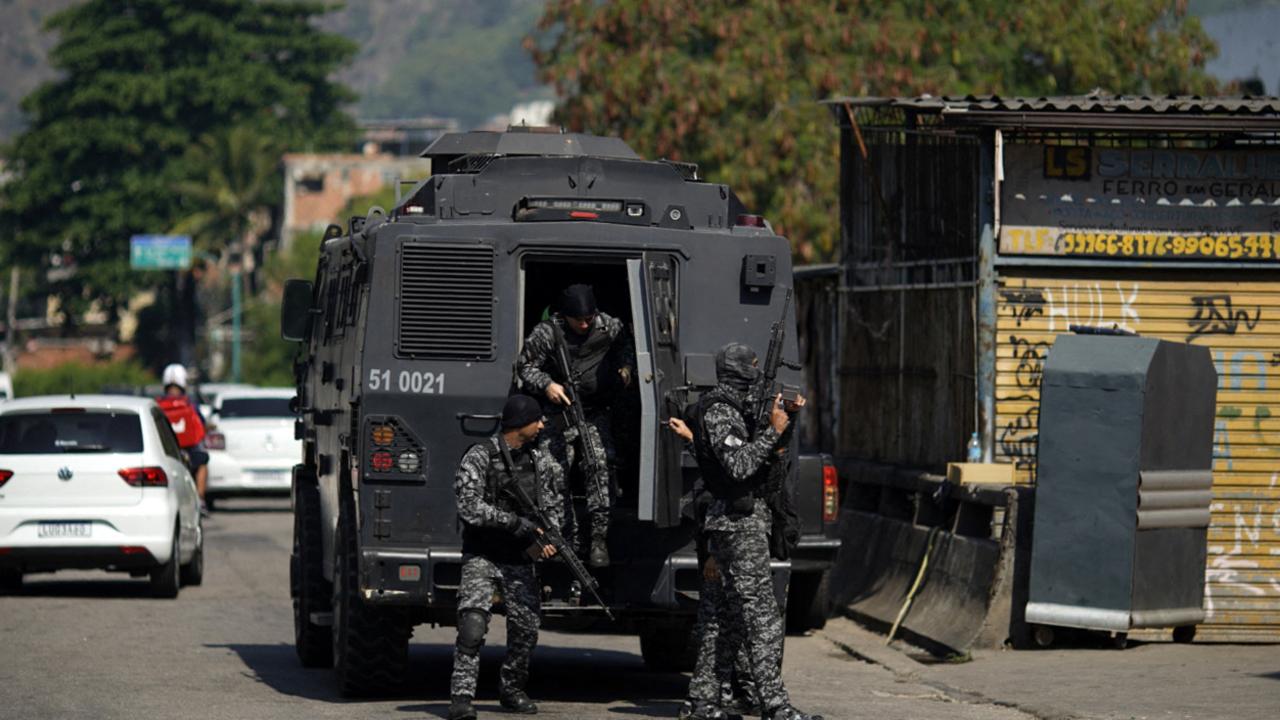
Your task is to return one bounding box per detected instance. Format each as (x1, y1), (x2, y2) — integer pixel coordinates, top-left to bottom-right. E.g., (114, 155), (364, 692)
(507, 516), (538, 540)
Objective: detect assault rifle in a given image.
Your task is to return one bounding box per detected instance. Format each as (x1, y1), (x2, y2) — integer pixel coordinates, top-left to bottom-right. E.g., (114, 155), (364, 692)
(549, 321), (609, 484)
(754, 288), (803, 432)
(496, 437), (614, 620)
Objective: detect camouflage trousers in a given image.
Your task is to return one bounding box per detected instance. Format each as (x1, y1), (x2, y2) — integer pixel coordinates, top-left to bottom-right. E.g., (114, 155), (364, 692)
(547, 411), (614, 534)
(707, 526), (789, 713)
(686, 555), (758, 708)
(450, 555), (542, 698)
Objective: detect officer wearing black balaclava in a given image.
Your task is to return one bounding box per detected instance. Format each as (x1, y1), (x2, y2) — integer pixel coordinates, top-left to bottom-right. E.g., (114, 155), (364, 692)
(673, 342), (821, 720)
(516, 284), (635, 567)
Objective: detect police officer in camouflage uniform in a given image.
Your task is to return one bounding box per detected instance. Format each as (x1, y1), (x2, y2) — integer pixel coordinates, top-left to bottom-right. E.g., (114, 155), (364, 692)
(684, 343), (822, 720)
(449, 394), (566, 720)
(517, 284), (635, 567)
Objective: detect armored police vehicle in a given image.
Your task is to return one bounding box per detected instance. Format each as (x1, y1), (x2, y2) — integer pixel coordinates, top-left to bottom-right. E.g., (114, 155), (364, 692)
(281, 129), (841, 694)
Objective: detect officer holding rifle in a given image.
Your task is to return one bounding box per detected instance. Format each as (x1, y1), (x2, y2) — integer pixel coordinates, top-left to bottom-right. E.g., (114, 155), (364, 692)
(517, 283), (635, 567)
(447, 395), (564, 720)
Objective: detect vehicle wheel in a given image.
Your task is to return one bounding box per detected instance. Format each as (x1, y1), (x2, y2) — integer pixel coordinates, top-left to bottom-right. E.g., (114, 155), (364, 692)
(1032, 624), (1055, 648)
(331, 492), (410, 695)
(150, 524), (181, 599)
(292, 473), (332, 668)
(180, 525), (204, 587)
(786, 570), (832, 633)
(1172, 625), (1197, 644)
(639, 621), (697, 672)
(1110, 631), (1129, 650)
(0, 568), (22, 594)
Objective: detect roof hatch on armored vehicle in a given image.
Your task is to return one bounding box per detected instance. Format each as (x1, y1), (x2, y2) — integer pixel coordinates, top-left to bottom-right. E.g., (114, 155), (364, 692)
(396, 242), (496, 360)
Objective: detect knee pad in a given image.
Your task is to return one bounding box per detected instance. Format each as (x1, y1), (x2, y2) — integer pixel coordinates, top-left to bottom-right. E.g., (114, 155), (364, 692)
(456, 610), (489, 656)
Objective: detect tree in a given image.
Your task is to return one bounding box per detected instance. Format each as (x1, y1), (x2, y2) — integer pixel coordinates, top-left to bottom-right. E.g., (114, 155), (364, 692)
(529, 0), (1219, 261)
(172, 125), (283, 263)
(0, 0), (356, 328)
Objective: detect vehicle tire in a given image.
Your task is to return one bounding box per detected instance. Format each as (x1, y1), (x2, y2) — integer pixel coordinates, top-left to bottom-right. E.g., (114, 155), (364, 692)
(1032, 624), (1055, 648)
(0, 568), (22, 594)
(150, 524), (181, 599)
(1172, 625), (1197, 644)
(786, 570), (832, 633)
(292, 473), (332, 668)
(180, 525), (204, 587)
(639, 621), (697, 672)
(331, 492), (410, 695)
(1110, 631), (1129, 650)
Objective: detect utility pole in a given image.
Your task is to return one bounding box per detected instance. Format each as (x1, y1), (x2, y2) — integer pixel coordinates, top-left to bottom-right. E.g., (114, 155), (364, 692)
(231, 264), (242, 383)
(4, 266), (18, 375)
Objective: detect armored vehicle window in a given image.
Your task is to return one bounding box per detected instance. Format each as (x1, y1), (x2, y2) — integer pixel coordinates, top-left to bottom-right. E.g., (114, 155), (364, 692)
(397, 242), (496, 360)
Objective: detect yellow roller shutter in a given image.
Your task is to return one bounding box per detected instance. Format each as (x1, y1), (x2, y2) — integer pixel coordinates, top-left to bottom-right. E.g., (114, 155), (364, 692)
(996, 270), (1280, 641)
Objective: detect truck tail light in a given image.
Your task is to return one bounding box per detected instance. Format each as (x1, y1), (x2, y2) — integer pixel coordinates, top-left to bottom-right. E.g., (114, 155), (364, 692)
(119, 467), (169, 487)
(371, 451), (394, 472)
(822, 463), (839, 523)
(367, 418), (426, 476)
(0, 469), (11, 488)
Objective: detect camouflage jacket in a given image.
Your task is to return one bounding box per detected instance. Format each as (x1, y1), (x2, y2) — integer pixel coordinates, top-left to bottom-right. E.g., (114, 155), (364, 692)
(454, 436), (566, 535)
(700, 384), (783, 533)
(516, 313), (635, 398)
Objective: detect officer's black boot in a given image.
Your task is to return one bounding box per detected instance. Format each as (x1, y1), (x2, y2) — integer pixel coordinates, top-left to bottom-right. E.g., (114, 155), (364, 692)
(448, 695), (477, 720)
(588, 513), (610, 568)
(499, 688), (538, 714)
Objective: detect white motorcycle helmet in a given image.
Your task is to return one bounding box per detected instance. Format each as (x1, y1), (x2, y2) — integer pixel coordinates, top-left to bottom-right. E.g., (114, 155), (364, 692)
(161, 363), (188, 390)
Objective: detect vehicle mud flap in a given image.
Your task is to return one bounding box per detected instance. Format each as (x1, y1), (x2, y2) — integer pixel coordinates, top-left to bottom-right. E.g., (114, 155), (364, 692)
(332, 491), (410, 696)
(785, 569), (831, 633)
(638, 618), (697, 672)
(292, 467), (332, 667)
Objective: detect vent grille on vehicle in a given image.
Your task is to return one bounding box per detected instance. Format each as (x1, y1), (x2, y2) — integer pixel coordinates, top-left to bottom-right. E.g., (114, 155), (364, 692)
(398, 243), (495, 360)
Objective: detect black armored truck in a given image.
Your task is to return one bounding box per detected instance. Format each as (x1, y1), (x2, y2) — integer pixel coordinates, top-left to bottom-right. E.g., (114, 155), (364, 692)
(281, 129), (841, 694)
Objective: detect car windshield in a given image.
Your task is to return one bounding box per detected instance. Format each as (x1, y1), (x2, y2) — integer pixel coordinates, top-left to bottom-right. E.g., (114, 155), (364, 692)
(0, 410), (143, 454)
(219, 397), (293, 419)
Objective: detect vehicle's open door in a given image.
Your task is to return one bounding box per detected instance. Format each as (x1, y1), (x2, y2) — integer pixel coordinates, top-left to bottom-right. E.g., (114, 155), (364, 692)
(627, 254), (682, 526)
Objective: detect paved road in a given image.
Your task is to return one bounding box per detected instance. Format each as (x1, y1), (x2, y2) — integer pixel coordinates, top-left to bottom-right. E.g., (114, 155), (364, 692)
(0, 497), (1034, 720)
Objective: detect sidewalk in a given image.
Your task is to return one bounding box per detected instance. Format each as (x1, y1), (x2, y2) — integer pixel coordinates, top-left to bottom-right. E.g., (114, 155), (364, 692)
(819, 616), (1279, 720)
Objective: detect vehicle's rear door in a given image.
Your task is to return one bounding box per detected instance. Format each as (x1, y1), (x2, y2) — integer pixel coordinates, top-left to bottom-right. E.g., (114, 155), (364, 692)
(628, 253), (683, 527)
(0, 409), (145, 507)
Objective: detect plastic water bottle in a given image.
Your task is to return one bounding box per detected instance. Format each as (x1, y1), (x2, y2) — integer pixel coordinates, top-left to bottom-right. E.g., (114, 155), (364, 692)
(966, 432), (982, 462)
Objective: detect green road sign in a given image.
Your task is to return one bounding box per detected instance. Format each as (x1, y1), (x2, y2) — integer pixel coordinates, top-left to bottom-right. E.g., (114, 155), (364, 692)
(130, 235), (192, 270)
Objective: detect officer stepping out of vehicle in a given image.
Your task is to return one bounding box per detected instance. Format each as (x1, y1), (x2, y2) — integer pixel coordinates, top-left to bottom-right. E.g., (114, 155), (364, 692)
(448, 394), (566, 720)
(516, 283), (634, 567)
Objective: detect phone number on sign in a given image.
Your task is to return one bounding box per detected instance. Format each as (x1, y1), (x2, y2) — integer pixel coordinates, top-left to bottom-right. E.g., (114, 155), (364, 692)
(1003, 227), (1280, 260)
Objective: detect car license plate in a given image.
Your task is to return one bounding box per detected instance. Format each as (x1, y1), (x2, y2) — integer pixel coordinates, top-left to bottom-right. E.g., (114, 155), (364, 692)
(37, 522), (91, 538)
(249, 470), (286, 483)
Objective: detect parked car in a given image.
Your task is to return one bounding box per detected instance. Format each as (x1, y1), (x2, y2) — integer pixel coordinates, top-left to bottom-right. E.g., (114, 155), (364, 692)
(0, 395), (204, 597)
(205, 388), (298, 506)
(193, 382), (254, 421)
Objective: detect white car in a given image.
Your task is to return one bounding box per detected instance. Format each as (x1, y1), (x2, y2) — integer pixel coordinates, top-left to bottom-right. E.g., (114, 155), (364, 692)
(0, 395), (203, 598)
(193, 382), (254, 422)
(205, 388), (299, 505)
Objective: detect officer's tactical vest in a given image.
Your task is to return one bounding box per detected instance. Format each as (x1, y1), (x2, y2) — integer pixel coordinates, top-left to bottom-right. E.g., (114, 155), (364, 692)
(689, 388), (756, 511)
(459, 439), (542, 564)
(555, 316), (615, 402)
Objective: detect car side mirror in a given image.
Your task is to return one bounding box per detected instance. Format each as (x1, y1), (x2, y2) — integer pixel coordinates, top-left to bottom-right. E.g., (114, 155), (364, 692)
(281, 279), (314, 342)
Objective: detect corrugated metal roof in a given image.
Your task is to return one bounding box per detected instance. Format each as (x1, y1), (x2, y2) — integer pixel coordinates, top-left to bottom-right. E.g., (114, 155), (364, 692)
(826, 94), (1280, 114)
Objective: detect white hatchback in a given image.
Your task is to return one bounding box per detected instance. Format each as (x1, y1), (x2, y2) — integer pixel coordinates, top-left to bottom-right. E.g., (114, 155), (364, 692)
(0, 395), (203, 598)
(205, 388), (299, 504)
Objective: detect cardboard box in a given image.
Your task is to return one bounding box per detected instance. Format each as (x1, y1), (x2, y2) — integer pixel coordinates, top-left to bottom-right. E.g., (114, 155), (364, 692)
(946, 462), (1016, 486)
